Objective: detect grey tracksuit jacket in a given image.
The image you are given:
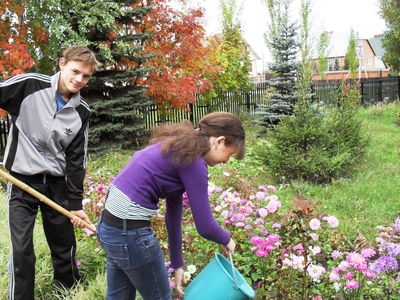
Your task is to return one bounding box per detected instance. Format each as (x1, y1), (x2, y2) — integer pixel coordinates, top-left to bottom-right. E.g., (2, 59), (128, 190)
(0, 72), (90, 210)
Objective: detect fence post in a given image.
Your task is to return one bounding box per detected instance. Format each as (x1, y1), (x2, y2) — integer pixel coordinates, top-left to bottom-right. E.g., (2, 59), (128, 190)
(378, 76), (383, 103)
(398, 76), (400, 101)
(360, 79), (364, 105)
(189, 103), (194, 123)
(246, 93), (250, 113)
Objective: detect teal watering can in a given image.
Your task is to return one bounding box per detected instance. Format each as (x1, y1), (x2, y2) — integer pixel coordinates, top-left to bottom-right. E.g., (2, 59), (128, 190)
(184, 252), (255, 300)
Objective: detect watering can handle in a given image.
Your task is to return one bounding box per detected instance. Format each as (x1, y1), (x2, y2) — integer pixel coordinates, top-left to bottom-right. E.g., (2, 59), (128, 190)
(228, 251), (239, 289)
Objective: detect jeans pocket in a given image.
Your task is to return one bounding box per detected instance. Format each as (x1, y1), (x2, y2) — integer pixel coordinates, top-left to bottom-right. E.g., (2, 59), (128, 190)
(99, 223), (131, 269)
(100, 238), (130, 269)
(137, 230), (164, 264)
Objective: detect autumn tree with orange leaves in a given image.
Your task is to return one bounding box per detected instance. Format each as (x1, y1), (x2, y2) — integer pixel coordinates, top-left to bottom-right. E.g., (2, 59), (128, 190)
(0, 0), (48, 119)
(135, 0), (221, 109)
(0, 0), (48, 80)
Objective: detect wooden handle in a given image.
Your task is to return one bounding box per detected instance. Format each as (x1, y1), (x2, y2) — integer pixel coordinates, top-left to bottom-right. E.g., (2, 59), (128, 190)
(0, 169), (96, 232)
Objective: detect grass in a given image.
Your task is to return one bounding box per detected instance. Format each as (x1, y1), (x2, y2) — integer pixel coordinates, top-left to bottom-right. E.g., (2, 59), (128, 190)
(285, 102), (400, 241)
(0, 102), (399, 298)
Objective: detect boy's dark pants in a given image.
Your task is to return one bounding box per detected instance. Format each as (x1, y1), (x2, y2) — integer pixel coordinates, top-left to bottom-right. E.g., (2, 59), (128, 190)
(7, 179), (81, 300)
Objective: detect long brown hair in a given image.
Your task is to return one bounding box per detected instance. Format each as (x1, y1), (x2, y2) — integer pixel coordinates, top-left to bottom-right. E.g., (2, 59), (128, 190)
(150, 112), (245, 166)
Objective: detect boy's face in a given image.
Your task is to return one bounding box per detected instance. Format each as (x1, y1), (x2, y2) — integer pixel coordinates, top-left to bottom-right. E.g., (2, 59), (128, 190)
(58, 59), (93, 96)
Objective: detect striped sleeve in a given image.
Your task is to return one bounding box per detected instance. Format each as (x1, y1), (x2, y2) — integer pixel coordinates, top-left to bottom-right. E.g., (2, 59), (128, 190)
(0, 73), (51, 115)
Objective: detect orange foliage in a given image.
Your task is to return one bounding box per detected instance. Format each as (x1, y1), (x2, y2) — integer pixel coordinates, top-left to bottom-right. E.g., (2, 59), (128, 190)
(0, 0), (48, 79)
(133, 0), (221, 109)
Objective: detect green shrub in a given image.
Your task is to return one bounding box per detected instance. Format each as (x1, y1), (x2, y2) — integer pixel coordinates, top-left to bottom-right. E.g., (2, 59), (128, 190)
(259, 83), (369, 183)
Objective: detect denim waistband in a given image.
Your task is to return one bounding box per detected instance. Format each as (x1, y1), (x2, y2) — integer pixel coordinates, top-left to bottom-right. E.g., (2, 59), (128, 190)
(102, 209), (151, 230)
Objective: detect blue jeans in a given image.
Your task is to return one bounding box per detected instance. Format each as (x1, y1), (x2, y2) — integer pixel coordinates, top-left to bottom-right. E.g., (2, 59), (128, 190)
(97, 220), (171, 300)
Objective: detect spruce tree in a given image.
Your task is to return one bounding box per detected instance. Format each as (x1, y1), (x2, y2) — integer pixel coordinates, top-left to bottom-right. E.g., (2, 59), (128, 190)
(258, 0), (298, 129)
(61, 0), (153, 151)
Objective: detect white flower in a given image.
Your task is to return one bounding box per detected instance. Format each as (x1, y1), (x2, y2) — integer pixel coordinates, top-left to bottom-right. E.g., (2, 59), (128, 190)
(307, 264), (326, 280)
(215, 205), (222, 212)
(187, 265), (197, 274)
(309, 246), (321, 255)
(333, 282), (341, 291)
(309, 218), (321, 230)
(223, 172), (230, 176)
(82, 198), (91, 206)
(183, 272), (191, 281)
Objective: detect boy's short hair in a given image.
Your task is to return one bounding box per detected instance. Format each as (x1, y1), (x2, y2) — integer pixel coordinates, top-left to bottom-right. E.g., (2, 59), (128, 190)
(62, 45), (100, 73)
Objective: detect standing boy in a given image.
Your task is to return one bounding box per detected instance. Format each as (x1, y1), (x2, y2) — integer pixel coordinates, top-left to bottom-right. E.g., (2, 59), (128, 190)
(0, 45), (99, 300)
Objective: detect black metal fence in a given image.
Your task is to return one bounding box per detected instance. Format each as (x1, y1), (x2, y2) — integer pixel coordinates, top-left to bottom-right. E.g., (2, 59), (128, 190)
(144, 82), (270, 129)
(312, 76), (400, 106)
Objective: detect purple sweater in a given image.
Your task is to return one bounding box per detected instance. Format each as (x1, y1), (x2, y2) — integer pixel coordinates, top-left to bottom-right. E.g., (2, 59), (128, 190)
(112, 143), (230, 269)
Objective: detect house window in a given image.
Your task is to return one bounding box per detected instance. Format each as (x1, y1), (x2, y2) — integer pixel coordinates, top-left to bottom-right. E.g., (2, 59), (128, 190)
(328, 60), (333, 71)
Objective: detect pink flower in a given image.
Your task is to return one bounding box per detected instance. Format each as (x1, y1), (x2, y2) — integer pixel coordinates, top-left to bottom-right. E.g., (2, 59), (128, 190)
(272, 223), (281, 229)
(293, 244), (304, 251)
(313, 297), (322, 300)
(363, 271), (377, 279)
(231, 213), (244, 222)
(361, 248), (376, 258)
(266, 200), (281, 213)
(346, 252), (367, 271)
(256, 192), (266, 199)
(235, 222), (245, 227)
(323, 216), (339, 228)
(250, 236), (263, 245)
(76, 261), (82, 267)
(342, 272), (354, 280)
(258, 208), (268, 217)
(169, 278), (176, 289)
(256, 249), (268, 257)
(267, 185), (276, 191)
(329, 271), (340, 281)
(309, 218), (321, 231)
(310, 233), (319, 241)
(267, 234), (280, 243)
(258, 185), (267, 192)
(309, 246), (321, 255)
(337, 261), (350, 271)
(256, 218), (264, 225)
(345, 280), (359, 290)
(84, 228), (95, 236)
(94, 248), (100, 253)
(332, 250), (343, 259)
(269, 195), (279, 201)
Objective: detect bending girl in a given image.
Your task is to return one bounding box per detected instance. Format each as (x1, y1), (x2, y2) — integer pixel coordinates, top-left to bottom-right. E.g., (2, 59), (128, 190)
(97, 112), (246, 299)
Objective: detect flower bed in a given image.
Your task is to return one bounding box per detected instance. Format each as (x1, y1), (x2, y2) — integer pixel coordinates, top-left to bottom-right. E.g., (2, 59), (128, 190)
(81, 170), (400, 299)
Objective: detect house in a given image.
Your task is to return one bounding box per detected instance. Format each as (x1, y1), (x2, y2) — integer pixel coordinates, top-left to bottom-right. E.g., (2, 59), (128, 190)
(311, 33), (390, 81)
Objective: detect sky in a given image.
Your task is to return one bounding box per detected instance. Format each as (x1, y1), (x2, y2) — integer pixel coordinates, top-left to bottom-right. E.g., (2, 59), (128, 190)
(188, 0), (387, 70)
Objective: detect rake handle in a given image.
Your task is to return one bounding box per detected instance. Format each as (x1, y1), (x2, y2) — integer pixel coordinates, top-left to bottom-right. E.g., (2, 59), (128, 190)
(0, 169), (96, 232)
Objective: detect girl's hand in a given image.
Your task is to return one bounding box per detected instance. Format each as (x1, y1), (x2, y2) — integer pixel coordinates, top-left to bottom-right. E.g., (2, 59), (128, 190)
(174, 267), (186, 297)
(222, 238), (236, 255)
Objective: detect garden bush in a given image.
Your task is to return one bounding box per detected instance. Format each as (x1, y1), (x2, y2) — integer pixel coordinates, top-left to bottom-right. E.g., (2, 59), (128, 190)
(259, 83), (369, 183)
